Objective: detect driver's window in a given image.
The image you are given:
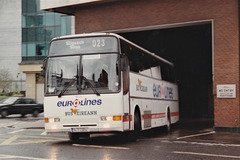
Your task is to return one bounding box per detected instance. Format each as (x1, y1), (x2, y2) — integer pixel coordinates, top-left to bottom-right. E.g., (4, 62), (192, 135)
(98, 69), (108, 87)
(46, 56), (80, 95)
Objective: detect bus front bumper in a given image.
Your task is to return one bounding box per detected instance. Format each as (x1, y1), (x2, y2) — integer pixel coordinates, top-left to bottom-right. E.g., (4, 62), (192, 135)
(45, 122), (124, 134)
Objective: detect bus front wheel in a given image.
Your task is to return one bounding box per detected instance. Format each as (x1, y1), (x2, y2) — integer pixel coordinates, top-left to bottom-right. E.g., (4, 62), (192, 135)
(134, 111), (141, 137)
(127, 110), (141, 141)
(68, 132), (90, 142)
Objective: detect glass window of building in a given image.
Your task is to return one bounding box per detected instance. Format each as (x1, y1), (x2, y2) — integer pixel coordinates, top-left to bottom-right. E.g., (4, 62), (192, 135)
(22, 0), (72, 62)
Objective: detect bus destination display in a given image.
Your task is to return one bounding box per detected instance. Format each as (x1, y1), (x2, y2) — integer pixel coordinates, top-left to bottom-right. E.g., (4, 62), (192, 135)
(49, 36), (118, 56)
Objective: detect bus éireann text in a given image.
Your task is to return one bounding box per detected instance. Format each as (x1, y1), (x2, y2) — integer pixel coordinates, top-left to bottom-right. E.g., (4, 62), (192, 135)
(42, 33), (179, 141)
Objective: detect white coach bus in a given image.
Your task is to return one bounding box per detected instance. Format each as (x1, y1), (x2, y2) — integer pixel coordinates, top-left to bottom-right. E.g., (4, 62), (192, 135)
(42, 33), (179, 141)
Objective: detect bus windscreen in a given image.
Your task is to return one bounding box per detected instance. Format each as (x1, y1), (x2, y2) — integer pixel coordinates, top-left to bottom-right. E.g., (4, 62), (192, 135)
(49, 36), (118, 56)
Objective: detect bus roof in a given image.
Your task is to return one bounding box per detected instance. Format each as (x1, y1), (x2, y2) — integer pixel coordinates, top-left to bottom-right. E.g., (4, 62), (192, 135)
(52, 33), (174, 66)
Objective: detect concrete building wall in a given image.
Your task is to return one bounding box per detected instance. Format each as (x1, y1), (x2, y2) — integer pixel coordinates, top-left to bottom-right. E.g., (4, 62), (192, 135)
(40, 0), (101, 9)
(25, 73), (36, 99)
(19, 63), (42, 100)
(0, 0), (25, 92)
(72, 0), (239, 128)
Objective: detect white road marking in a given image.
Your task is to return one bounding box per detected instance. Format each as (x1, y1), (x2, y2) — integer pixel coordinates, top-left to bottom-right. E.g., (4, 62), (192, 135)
(173, 140), (240, 147)
(9, 129), (25, 134)
(173, 151), (240, 159)
(176, 131), (215, 140)
(0, 154), (50, 160)
(73, 144), (130, 150)
(40, 131), (47, 135)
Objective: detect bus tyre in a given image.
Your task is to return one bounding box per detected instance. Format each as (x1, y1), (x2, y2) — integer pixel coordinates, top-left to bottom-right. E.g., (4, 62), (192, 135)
(134, 111), (141, 137)
(68, 132), (90, 142)
(68, 132), (80, 142)
(165, 110), (171, 133)
(1, 110), (8, 118)
(127, 111), (141, 141)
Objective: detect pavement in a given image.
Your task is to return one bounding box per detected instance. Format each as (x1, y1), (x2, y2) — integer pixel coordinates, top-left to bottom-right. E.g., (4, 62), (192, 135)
(193, 131), (240, 144)
(169, 118), (240, 145)
(1, 113), (44, 129)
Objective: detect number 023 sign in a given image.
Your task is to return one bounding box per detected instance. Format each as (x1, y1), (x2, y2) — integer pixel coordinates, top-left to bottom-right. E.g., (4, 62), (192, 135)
(217, 84), (236, 98)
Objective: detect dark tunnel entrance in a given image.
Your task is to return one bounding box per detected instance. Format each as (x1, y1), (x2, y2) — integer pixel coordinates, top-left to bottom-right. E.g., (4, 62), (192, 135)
(119, 23), (213, 120)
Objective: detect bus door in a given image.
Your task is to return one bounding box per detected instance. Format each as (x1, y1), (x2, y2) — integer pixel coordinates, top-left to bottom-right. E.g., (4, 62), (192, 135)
(123, 71), (131, 131)
(121, 56), (131, 131)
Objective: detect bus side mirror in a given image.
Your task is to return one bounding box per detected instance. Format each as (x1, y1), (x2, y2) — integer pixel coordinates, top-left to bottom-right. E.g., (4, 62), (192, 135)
(120, 55), (128, 71)
(41, 58), (47, 77)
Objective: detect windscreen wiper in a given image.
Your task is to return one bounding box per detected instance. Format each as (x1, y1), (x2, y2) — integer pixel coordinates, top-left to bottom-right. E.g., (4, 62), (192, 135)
(58, 76), (77, 98)
(81, 76), (100, 96)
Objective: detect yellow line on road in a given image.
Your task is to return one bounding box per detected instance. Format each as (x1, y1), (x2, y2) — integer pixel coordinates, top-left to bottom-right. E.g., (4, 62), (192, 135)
(11, 139), (67, 145)
(0, 135), (67, 146)
(19, 135), (68, 140)
(0, 154), (50, 160)
(0, 135), (20, 145)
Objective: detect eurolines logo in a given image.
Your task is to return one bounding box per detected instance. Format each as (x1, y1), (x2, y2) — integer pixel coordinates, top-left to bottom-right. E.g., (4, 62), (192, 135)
(57, 98), (102, 107)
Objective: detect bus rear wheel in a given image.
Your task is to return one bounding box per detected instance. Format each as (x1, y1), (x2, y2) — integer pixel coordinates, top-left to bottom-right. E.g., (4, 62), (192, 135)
(165, 110), (171, 132)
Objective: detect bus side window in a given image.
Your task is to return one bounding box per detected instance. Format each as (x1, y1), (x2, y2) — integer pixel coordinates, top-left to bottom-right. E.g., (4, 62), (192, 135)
(161, 63), (169, 81)
(169, 67), (177, 83)
(120, 40), (140, 73)
(161, 63), (176, 83)
(151, 66), (161, 79)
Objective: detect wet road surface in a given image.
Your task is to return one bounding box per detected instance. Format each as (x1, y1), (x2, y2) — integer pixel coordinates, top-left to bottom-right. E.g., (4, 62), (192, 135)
(0, 115), (240, 159)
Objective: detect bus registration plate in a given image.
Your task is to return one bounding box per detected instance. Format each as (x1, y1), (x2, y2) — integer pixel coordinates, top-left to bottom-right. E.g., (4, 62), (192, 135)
(71, 127), (89, 132)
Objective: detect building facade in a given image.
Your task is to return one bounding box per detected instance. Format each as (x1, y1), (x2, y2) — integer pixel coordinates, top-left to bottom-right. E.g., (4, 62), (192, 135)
(41, 0), (240, 131)
(0, 0), (73, 102)
(19, 0), (73, 103)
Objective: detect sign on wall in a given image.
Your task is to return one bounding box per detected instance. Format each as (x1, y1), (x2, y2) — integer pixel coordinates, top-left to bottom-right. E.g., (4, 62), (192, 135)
(217, 84), (236, 98)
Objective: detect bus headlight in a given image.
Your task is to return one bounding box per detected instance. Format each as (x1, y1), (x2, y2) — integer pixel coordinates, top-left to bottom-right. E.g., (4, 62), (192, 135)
(101, 116), (122, 121)
(101, 116), (113, 121)
(45, 118), (60, 123)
